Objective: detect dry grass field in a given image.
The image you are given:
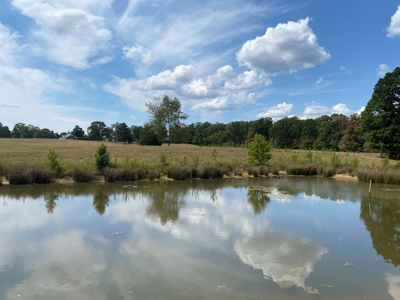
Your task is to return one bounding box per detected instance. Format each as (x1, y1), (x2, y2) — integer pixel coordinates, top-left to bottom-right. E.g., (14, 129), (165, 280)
(0, 138), (391, 168)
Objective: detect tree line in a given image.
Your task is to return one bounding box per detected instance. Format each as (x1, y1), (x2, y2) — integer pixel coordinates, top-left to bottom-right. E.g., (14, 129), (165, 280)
(1, 67), (399, 157)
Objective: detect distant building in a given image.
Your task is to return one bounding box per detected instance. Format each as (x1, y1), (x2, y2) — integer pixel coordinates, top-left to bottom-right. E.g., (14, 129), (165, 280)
(59, 134), (76, 140)
(106, 136), (118, 142)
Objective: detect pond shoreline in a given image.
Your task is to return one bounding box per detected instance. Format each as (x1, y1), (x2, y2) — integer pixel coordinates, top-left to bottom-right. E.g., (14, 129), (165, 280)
(0, 172), (358, 185)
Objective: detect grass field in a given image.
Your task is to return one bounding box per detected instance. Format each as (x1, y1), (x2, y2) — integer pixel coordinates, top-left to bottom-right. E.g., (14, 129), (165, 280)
(0, 138), (391, 168)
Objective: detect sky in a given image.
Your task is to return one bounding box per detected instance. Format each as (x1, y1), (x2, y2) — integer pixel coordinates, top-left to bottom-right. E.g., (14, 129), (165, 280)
(0, 0), (399, 133)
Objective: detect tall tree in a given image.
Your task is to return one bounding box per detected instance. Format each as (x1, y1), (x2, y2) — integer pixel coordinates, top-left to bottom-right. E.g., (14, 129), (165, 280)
(12, 123), (25, 138)
(146, 95), (188, 146)
(361, 67), (400, 157)
(87, 121), (107, 141)
(130, 125), (143, 142)
(0, 123), (11, 138)
(71, 125), (85, 138)
(114, 122), (132, 143)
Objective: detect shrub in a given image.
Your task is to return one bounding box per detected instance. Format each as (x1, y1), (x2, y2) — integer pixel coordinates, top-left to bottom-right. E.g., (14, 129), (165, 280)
(357, 168), (400, 185)
(394, 161), (400, 170)
(322, 166), (336, 177)
(258, 165), (270, 176)
(166, 165), (191, 180)
(120, 168), (138, 181)
(72, 167), (97, 182)
(31, 167), (56, 183)
(94, 144), (110, 171)
(248, 134), (272, 165)
(247, 166), (260, 177)
(103, 167), (119, 182)
(200, 165), (226, 179)
(6, 166), (33, 185)
(233, 168), (243, 176)
(286, 164), (318, 176)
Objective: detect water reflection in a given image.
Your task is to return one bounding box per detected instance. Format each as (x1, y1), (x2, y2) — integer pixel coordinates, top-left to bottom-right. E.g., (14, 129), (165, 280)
(43, 193), (58, 214)
(386, 274), (400, 300)
(247, 189), (270, 214)
(360, 198), (400, 266)
(234, 233), (328, 289)
(93, 190), (110, 215)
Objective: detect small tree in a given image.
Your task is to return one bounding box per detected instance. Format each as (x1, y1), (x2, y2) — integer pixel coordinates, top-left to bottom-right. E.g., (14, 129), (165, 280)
(46, 148), (61, 173)
(248, 134), (272, 165)
(94, 144), (110, 171)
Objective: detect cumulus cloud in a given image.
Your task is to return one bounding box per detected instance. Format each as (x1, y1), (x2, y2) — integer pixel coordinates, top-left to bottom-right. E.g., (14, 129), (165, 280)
(105, 64), (268, 112)
(356, 106), (365, 115)
(376, 63), (390, 77)
(192, 92), (255, 111)
(0, 24), (23, 65)
(387, 5), (400, 37)
(11, 0), (112, 68)
(257, 102), (293, 118)
(123, 44), (152, 63)
(302, 102), (353, 118)
(235, 232), (328, 289)
(237, 18), (330, 75)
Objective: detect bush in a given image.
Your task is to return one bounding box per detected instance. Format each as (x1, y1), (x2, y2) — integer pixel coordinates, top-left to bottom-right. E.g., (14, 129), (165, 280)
(248, 134), (272, 165)
(31, 167), (57, 183)
(357, 168), (400, 185)
(166, 165), (191, 180)
(247, 166), (260, 177)
(120, 168), (138, 181)
(72, 167), (97, 182)
(381, 156), (390, 167)
(321, 166), (336, 177)
(94, 144), (110, 171)
(6, 166), (33, 185)
(199, 165), (226, 179)
(103, 167), (119, 182)
(286, 164), (318, 176)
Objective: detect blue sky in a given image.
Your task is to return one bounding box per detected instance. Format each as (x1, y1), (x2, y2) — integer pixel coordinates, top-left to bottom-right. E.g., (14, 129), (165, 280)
(0, 0), (399, 132)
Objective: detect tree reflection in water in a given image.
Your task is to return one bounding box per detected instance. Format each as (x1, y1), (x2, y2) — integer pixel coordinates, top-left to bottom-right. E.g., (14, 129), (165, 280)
(93, 190), (110, 215)
(145, 185), (186, 225)
(360, 198), (400, 267)
(247, 189), (271, 214)
(43, 193), (59, 214)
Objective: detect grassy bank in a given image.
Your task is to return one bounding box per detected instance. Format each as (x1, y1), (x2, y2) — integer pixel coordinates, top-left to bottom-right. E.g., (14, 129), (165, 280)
(0, 139), (399, 185)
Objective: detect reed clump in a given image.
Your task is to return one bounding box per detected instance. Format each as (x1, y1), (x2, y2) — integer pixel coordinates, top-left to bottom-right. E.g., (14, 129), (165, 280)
(6, 166), (56, 184)
(286, 164), (318, 176)
(357, 168), (400, 185)
(166, 165), (191, 180)
(71, 167), (97, 182)
(247, 166), (260, 177)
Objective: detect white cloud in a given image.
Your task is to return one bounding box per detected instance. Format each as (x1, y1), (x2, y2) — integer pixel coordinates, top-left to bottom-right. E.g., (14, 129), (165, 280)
(332, 103), (352, 115)
(235, 232), (328, 289)
(387, 5), (400, 37)
(192, 92), (255, 111)
(376, 63), (390, 77)
(257, 102), (293, 118)
(316, 76), (324, 85)
(356, 106), (365, 115)
(123, 44), (152, 63)
(11, 0), (112, 68)
(0, 24), (23, 65)
(302, 102), (353, 118)
(224, 70), (270, 90)
(237, 18), (330, 75)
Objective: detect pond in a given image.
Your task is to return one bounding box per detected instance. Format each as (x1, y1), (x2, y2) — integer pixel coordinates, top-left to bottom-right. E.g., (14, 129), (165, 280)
(0, 177), (400, 299)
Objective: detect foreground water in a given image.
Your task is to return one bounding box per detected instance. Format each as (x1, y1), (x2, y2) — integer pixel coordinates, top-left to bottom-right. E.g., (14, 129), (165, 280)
(0, 177), (400, 300)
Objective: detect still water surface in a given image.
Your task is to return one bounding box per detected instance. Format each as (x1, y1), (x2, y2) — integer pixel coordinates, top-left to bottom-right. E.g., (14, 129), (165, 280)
(0, 178), (400, 299)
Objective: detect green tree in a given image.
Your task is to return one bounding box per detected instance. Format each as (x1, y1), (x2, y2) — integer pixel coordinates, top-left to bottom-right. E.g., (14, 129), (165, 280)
(249, 117), (273, 140)
(12, 122), (25, 138)
(130, 125), (143, 142)
(361, 67), (400, 157)
(146, 95), (188, 146)
(139, 123), (162, 145)
(71, 125), (85, 138)
(114, 122), (132, 143)
(248, 133), (272, 165)
(270, 117), (302, 149)
(247, 189), (270, 214)
(94, 144), (110, 171)
(0, 123), (11, 138)
(87, 121), (107, 141)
